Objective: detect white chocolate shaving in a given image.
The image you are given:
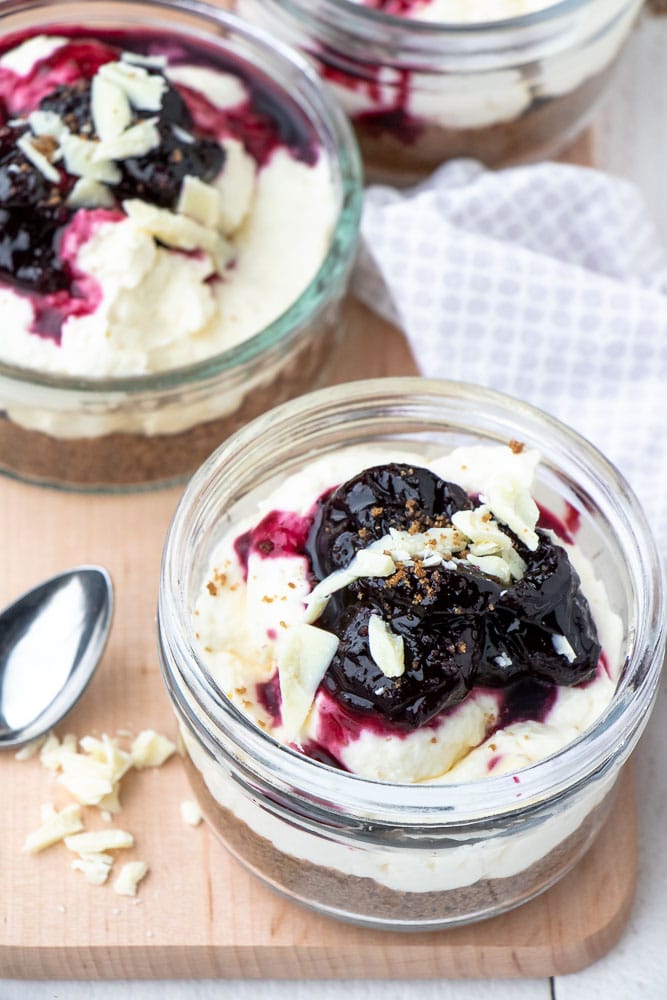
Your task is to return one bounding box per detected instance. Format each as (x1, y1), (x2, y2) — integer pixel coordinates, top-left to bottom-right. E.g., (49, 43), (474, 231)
(22, 804), (84, 854)
(304, 549), (396, 624)
(123, 198), (233, 274)
(71, 852), (114, 885)
(40, 732), (78, 771)
(180, 800), (203, 827)
(484, 478), (540, 552)
(130, 730), (176, 769)
(166, 65), (245, 110)
(61, 134), (121, 184)
(67, 177), (115, 209)
(369, 526), (468, 564)
(368, 616), (405, 679)
(552, 633), (577, 663)
(95, 118), (160, 162)
(434, 445), (540, 551)
(50, 734), (132, 807)
(17, 134), (60, 183)
(177, 175), (221, 228)
(452, 505), (527, 582)
(91, 74), (132, 141)
(98, 60), (167, 111)
(15, 734), (48, 761)
(113, 861), (148, 897)
(28, 110), (67, 141)
(65, 829), (134, 854)
(277, 624), (339, 741)
(214, 138), (257, 236)
(0, 35), (68, 75)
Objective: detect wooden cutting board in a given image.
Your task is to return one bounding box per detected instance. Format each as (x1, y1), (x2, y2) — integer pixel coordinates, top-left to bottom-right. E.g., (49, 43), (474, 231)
(0, 271), (638, 980)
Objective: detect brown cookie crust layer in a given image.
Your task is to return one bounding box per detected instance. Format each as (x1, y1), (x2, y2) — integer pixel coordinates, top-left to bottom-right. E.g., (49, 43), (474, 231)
(0, 328), (333, 489)
(355, 68), (615, 183)
(184, 752), (615, 927)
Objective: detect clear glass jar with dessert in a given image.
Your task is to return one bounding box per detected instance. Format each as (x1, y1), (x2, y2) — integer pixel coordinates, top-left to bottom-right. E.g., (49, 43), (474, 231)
(236, 0), (644, 182)
(158, 377), (665, 930)
(0, 0), (362, 490)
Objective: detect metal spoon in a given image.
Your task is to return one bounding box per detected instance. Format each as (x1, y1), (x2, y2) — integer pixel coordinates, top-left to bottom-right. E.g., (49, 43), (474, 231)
(0, 567), (113, 749)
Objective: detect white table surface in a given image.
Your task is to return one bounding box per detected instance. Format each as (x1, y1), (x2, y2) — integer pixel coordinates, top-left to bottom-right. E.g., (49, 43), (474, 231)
(3, 13), (666, 1000)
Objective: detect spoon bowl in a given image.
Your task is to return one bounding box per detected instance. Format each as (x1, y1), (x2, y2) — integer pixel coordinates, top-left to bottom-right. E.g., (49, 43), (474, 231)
(0, 567), (113, 748)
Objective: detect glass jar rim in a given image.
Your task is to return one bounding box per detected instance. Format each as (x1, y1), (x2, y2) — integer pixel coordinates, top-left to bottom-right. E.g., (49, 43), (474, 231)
(159, 377), (666, 825)
(0, 0), (362, 397)
(267, 0), (615, 35)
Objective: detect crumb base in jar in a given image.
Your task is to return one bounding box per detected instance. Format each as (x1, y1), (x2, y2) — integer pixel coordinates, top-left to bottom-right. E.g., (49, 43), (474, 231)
(0, 410), (236, 487)
(354, 64), (614, 179)
(0, 332), (331, 488)
(182, 750), (617, 928)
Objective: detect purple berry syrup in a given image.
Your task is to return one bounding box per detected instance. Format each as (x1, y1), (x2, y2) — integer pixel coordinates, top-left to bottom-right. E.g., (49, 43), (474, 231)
(233, 510), (313, 582)
(315, 0), (431, 146)
(0, 28), (320, 342)
(364, 0), (428, 11)
(256, 670), (282, 725)
(537, 501), (581, 546)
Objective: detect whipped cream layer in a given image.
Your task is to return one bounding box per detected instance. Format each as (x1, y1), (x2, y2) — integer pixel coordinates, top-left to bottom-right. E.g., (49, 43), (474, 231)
(0, 33), (337, 387)
(308, 0), (641, 131)
(193, 445), (622, 785)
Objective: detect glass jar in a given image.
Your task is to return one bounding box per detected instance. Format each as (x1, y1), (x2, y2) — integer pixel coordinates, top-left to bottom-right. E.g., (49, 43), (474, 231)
(0, 0), (362, 490)
(236, 0), (643, 182)
(158, 377), (664, 930)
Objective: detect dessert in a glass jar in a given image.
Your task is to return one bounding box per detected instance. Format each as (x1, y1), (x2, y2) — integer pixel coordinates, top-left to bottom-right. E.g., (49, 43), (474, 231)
(159, 379), (665, 929)
(236, 0), (643, 181)
(0, 1), (361, 489)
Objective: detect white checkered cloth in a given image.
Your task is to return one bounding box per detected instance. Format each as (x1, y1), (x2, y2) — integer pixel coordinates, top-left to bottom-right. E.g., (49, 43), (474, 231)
(354, 159), (667, 555)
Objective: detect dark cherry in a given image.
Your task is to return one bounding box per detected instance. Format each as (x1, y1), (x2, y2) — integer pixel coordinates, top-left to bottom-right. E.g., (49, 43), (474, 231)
(480, 531), (602, 687)
(494, 677), (558, 731)
(39, 79), (93, 135)
(320, 601), (480, 726)
(115, 122), (224, 210)
(0, 124), (72, 294)
(352, 552), (503, 618)
(114, 84), (225, 210)
(307, 463), (473, 580)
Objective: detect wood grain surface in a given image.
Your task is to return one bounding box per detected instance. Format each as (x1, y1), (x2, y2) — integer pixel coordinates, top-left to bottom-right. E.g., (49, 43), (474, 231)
(0, 296), (638, 981)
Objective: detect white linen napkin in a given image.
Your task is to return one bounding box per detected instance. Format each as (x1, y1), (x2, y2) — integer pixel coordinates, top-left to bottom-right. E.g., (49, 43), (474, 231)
(353, 159), (667, 554)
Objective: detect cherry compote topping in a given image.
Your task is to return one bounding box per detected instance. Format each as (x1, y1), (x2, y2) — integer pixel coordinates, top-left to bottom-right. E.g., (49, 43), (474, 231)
(301, 463), (601, 729)
(0, 61), (223, 298)
(0, 30), (320, 328)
